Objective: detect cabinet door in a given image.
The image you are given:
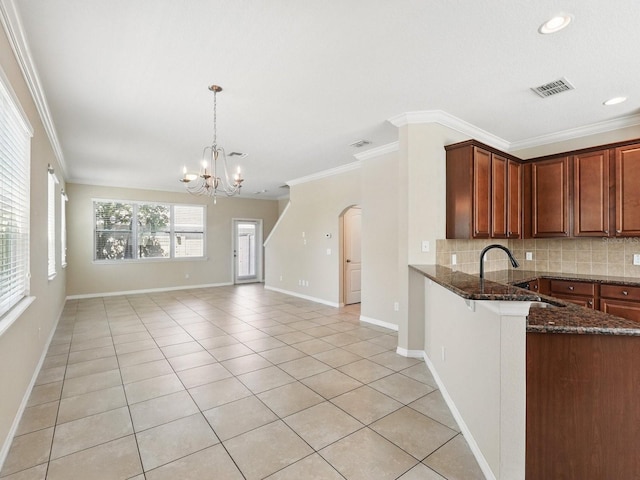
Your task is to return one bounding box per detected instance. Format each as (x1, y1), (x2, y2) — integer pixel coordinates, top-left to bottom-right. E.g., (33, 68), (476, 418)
(601, 298), (640, 323)
(508, 160), (522, 238)
(473, 147), (491, 238)
(573, 150), (610, 236)
(532, 156), (570, 237)
(615, 144), (640, 236)
(491, 154), (508, 238)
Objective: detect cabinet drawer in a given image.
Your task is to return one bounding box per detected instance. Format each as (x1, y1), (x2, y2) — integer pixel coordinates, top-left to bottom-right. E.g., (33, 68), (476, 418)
(550, 280), (595, 296)
(553, 293), (596, 309)
(600, 284), (640, 301)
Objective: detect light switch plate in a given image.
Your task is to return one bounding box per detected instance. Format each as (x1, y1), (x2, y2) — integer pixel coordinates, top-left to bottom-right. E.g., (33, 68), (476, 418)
(421, 240), (430, 252)
(634, 254), (640, 265)
(451, 254), (457, 265)
(526, 252), (533, 261)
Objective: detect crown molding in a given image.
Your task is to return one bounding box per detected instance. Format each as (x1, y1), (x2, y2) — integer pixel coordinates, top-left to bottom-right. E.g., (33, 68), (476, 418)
(287, 160), (362, 187)
(508, 113), (640, 151)
(388, 109), (640, 154)
(387, 110), (511, 151)
(353, 141), (399, 161)
(0, 0), (67, 178)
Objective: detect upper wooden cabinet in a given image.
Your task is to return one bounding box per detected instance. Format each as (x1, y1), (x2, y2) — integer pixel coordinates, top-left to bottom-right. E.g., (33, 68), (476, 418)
(492, 155), (522, 238)
(445, 141), (521, 239)
(615, 143), (640, 236)
(531, 156), (570, 237)
(573, 150), (611, 237)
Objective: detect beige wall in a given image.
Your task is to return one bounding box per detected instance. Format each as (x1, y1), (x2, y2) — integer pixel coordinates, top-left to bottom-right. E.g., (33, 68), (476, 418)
(65, 184), (279, 296)
(360, 152), (401, 326)
(264, 168), (361, 305)
(0, 29), (67, 462)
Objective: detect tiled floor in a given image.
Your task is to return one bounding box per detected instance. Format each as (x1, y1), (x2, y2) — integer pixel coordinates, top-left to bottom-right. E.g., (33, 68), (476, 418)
(0, 284), (484, 480)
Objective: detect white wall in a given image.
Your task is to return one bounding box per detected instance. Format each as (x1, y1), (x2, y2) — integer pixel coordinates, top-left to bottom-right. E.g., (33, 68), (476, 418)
(66, 183), (279, 297)
(0, 27), (67, 464)
(265, 167), (361, 306)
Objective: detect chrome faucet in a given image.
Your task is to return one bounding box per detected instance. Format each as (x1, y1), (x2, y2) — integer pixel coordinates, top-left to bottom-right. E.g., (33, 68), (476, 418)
(479, 244), (520, 280)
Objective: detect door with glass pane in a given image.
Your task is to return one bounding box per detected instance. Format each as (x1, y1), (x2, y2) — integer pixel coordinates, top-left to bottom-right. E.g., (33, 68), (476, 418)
(233, 219), (262, 283)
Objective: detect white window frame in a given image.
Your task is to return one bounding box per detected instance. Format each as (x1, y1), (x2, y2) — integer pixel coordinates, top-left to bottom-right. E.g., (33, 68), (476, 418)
(47, 165), (59, 279)
(0, 65), (34, 331)
(61, 189), (68, 267)
(93, 199), (206, 262)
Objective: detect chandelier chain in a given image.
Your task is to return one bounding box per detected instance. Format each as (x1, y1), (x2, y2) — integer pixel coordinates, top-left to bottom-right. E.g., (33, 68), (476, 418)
(213, 88), (217, 146)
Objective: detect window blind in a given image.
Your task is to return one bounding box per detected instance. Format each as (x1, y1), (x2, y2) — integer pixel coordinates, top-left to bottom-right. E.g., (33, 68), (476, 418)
(47, 166), (58, 278)
(0, 76), (32, 318)
(61, 189), (68, 267)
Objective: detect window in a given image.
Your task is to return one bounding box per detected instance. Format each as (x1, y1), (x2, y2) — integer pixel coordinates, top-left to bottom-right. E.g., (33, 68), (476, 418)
(61, 189), (68, 267)
(0, 72), (33, 318)
(94, 200), (205, 261)
(47, 165), (58, 279)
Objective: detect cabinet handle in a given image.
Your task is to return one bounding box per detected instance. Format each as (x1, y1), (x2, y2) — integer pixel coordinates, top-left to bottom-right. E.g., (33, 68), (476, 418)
(617, 230), (622, 234)
(533, 285), (538, 290)
(588, 300), (593, 306)
(604, 230), (609, 234)
(623, 290), (629, 296)
(568, 286), (574, 291)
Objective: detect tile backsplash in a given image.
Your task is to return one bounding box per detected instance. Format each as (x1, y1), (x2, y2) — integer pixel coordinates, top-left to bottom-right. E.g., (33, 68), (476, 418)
(436, 238), (640, 278)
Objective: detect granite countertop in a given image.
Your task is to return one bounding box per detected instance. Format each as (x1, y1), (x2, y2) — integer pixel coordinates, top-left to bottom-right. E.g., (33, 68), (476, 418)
(410, 264), (640, 336)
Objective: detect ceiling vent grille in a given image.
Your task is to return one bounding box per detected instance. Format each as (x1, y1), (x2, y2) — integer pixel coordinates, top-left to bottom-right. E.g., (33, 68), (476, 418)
(531, 77), (575, 98)
(349, 140), (371, 148)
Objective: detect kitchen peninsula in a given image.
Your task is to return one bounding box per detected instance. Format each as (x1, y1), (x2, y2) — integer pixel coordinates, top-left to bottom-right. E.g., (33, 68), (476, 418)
(410, 264), (640, 480)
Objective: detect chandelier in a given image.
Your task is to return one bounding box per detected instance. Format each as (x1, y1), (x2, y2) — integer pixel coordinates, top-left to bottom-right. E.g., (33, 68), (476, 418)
(180, 85), (244, 203)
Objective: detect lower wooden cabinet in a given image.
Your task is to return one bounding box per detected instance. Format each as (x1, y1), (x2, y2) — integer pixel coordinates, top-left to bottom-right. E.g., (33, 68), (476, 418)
(528, 278), (640, 321)
(527, 332), (640, 479)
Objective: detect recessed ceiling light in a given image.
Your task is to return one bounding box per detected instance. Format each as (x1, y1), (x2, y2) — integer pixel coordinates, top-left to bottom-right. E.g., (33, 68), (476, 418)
(603, 96), (627, 106)
(539, 15), (572, 34)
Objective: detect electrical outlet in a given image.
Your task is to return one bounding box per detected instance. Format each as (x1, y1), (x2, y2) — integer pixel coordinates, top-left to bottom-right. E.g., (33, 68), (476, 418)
(185, 273), (190, 279)
(279, 275), (283, 281)
(526, 252), (533, 261)
(393, 302), (399, 312)
(634, 254), (640, 266)
(441, 346), (446, 362)
(326, 248), (331, 255)
(451, 254), (457, 265)
(421, 240), (430, 252)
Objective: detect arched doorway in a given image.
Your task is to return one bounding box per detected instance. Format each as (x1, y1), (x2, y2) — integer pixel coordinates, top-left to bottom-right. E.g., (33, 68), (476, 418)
(342, 206), (361, 305)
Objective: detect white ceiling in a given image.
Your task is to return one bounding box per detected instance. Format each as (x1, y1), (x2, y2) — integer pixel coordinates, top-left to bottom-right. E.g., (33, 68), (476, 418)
(5, 0), (640, 199)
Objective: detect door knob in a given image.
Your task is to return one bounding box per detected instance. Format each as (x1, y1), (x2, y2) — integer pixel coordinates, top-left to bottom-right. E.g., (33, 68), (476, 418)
(346, 259), (351, 263)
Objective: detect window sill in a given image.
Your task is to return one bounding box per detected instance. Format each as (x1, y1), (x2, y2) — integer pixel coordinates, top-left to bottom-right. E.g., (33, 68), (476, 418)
(92, 256), (207, 265)
(0, 296), (36, 337)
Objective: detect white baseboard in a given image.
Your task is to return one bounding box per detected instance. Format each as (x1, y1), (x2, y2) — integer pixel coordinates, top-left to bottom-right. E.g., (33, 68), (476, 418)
(0, 302), (64, 472)
(66, 282), (234, 300)
(396, 347), (424, 358)
(422, 353), (496, 480)
(359, 315), (399, 332)
(263, 286), (340, 308)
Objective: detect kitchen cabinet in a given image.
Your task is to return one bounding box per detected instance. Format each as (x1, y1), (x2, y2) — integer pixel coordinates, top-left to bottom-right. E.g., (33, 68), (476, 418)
(491, 155), (521, 238)
(615, 143), (640, 236)
(445, 140), (521, 239)
(573, 149), (611, 236)
(527, 332), (640, 479)
(531, 156), (570, 237)
(549, 279), (597, 309)
(600, 283), (640, 323)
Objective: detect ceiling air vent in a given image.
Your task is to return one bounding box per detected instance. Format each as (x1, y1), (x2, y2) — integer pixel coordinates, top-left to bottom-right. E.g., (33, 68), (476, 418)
(349, 140), (371, 148)
(531, 77), (575, 98)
